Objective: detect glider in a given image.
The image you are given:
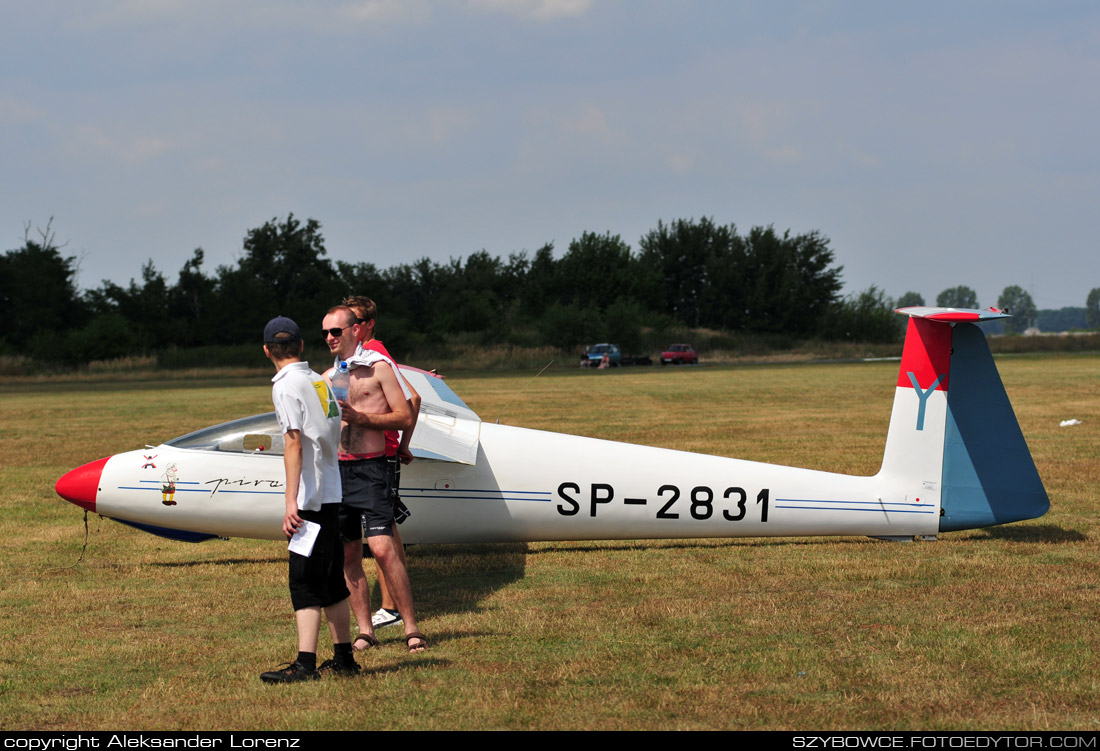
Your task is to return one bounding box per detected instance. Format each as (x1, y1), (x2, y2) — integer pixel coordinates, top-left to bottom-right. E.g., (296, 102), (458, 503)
(55, 307), (1049, 544)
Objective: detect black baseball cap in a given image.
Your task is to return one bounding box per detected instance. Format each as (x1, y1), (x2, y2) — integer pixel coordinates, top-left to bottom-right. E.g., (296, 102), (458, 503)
(263, 316), (301, 343)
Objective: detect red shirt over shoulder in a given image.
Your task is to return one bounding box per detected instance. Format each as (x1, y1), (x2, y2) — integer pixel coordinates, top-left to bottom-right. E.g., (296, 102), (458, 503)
(364, 339), (400, 456)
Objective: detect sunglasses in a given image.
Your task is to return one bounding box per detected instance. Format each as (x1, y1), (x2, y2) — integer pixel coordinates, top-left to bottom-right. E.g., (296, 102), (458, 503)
(322, 319), (365, 339)
(321, 318), (365, 338)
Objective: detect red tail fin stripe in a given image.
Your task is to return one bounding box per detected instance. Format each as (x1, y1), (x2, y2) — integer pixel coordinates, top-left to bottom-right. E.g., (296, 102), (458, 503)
(897, 317), (952, 391)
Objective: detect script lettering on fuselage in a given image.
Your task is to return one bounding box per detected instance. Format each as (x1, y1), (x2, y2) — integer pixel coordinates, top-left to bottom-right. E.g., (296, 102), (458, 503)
(205, 477), (284, 495)
(556, 482), (770, 523)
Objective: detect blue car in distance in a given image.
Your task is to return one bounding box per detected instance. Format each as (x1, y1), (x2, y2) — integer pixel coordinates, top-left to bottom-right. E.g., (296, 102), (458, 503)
(581, 343), (622, 368)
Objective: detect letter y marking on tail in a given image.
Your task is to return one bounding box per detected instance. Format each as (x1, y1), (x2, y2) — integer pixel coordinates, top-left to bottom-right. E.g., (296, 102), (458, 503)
(907, 372), (944, 431)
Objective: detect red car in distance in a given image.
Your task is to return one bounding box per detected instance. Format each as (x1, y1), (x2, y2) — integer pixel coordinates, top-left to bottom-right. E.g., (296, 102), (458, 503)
(660, 343), (698, 365)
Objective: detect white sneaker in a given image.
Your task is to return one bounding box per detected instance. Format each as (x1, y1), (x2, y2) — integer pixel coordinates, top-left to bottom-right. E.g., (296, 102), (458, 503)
(371, 607), (403, 628)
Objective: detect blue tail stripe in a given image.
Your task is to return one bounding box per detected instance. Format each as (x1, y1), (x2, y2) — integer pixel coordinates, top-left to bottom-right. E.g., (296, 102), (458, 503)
(940, 324), (1049, 531)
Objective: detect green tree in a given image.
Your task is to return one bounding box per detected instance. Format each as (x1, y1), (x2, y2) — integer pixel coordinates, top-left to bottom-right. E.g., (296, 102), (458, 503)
(538, 302), (603, 350)
(336, 260), (386, 306)
(896, 291), (925, 308)
(85, 260), (174, 347)
(335, 258), (420, 350)
(381, 258), (438, 338)
(936, 285), (978, 309)
(820, 286), (900, 343)
(637, 218), (843, 335)
(1087, 288), (1100, 328)
(418, 251), (509, 337)
(513, 243), (556, 320)
(168, 249), (217, 346)
(63, 313), (136, 363)
(997, 285), (1037, 334)
(0, 219), (83, 359)
(638, 217), (736, 327)
(555, 231), (636, 312)
(603, 298), (646, 352)
(212, 214), (343, 341)
(1036, 307), (1087, 332)
(737, 226), (843, 335)
(892, 291), (925, 335)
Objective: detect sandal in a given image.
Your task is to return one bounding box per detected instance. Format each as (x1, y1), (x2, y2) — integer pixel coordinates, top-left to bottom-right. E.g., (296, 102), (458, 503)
(353, 633), (380, 651)
(405, 631), (428, 653)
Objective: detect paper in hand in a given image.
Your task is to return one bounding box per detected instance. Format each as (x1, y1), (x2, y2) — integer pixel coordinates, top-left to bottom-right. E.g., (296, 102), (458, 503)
(288, 519), (321, 556)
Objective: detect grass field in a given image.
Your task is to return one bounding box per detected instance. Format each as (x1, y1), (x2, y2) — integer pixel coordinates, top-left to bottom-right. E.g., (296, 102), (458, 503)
(1, 353), (1098, 730)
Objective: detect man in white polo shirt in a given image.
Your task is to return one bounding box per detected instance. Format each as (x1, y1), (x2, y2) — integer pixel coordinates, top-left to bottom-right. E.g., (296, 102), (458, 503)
(261, 316), (358, 683)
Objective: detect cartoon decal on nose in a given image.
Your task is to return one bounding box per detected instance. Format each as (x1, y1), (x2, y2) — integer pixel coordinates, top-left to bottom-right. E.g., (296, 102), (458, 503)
(161, 463), (180, 506)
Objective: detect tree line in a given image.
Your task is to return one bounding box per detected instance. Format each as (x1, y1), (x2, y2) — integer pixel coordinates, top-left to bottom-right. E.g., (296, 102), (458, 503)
(2, 215), (1094, 365)
(926, 284), (1099, 335)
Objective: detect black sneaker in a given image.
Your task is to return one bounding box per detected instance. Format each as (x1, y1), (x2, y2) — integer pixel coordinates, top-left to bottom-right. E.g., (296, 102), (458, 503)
(260, 661), (320, 684)
(318, 658), (361, 677)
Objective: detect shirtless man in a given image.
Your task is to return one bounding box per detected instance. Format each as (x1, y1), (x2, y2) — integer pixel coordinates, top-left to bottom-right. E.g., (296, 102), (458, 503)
(343, 295), (421, 631)
(321, 305), (427, 653)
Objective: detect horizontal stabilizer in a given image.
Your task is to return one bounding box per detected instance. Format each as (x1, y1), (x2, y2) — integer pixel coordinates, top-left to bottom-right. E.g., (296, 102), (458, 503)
(895, 306), (1010, 322)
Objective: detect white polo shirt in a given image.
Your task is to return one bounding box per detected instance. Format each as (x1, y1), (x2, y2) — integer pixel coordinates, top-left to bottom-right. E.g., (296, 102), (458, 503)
(271, 361), (342, 512)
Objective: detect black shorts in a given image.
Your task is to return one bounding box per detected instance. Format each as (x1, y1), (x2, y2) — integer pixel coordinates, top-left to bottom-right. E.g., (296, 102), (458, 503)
(339, 457), (394, 540)
(288, 504), (350, 611)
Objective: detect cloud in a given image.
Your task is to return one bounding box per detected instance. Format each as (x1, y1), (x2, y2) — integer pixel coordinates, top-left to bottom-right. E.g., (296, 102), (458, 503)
(60, 0), (594, 30)
(469, 0), (593, 21)
(426, 106), (477, 143)
(338, 0), (433, 25)
(664, 152), (696, 173)
(763, 145), (801, 164)
(846, 148), (880, 169)
(63, 124), (174, 164)
(65, 0), (215, 30)
(560, 104), (614, 138)
(193, 156), (225, 173)
(736, 100), (795, 144)
(0, 95), (45, 125)
(59, 0), (434, 33)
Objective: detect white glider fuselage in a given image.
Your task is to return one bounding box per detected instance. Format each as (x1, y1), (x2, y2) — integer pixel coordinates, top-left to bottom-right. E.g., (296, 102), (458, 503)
(87, 418), (938, 544)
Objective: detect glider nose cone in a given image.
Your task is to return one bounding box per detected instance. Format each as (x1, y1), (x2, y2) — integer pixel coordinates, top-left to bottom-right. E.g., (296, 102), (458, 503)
(55, 457), (109, 512)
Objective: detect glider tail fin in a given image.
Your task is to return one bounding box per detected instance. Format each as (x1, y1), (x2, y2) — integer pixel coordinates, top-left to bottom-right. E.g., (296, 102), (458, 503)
(879, 307), (1049, 532)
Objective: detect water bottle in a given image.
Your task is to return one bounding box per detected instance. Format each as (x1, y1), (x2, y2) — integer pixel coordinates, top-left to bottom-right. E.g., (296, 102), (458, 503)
(331, 361), (350, 402)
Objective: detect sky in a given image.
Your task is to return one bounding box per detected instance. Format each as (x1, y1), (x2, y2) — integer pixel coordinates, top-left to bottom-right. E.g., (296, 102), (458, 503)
(3, 0), (1098, 310)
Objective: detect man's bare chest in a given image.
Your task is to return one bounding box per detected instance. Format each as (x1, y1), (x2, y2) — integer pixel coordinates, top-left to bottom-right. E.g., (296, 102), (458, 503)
(349, 368), (387, 411)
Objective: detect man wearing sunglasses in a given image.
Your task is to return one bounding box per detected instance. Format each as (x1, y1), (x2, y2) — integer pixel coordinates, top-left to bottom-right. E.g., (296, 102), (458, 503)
(321, 306), (427, 653)
(342, 296), (422, 632)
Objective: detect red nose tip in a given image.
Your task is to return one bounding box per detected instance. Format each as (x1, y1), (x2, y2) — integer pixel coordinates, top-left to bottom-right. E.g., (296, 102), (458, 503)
(55, 457), (109, 512)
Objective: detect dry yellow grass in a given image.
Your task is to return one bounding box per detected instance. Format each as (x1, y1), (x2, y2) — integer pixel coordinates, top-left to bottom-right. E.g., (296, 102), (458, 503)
(1, 353), (1098, 730)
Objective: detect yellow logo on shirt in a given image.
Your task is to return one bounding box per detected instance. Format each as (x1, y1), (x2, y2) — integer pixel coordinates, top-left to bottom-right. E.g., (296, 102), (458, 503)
(312, 380), (339, 418)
